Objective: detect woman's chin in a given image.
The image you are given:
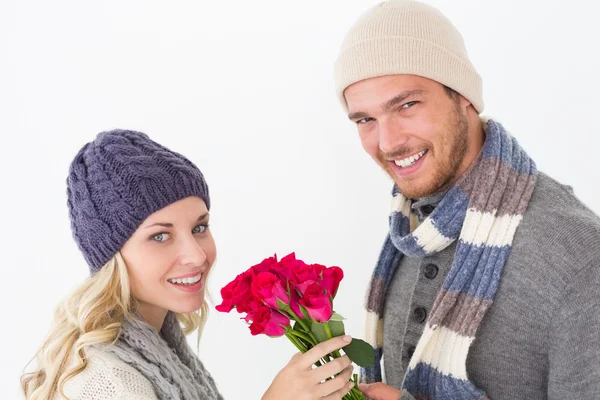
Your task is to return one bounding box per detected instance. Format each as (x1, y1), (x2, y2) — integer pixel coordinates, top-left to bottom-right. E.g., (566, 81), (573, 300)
(169, 298), (205, 315)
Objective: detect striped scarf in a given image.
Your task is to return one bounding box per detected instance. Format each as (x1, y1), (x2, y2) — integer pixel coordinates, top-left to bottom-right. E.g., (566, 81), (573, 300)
(362, 120), (538, 399)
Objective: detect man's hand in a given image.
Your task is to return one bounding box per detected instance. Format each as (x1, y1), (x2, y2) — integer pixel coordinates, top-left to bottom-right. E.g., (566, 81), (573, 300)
(358, 382), (402, 400)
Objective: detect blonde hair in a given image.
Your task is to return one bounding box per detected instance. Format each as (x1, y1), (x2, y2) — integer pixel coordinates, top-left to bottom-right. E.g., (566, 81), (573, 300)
(21, 252), (209, 400)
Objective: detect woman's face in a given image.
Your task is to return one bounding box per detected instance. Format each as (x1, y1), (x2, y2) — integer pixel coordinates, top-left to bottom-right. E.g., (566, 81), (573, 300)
(121, 196), (216, 326)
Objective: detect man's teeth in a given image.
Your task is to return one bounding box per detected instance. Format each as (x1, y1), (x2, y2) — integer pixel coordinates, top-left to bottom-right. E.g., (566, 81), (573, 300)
(394, 150), (427, 168)
(168, 273), (202, 286)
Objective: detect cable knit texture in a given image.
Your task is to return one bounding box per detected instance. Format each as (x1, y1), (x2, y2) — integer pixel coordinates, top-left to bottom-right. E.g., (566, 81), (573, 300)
(334, 0), (483, 113)
(66, 129), (210, 273)
(60, 314), (222, 399)
(60, 347), (159, 400)
(62, 312), (223, 400)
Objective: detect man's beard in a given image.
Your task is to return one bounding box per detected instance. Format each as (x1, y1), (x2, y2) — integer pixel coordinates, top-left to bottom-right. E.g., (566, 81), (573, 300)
(380, 103), (469, 199)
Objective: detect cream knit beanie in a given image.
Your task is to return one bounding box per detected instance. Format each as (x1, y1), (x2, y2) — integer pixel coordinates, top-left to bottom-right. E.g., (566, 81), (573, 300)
(334, 0), (483, 113)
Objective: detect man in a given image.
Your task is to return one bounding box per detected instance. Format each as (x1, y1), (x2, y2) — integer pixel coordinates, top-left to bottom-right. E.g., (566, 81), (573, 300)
(333, 1), (600, 399)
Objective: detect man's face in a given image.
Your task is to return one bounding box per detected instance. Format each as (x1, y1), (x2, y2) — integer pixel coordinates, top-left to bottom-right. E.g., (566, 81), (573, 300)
(345, 75), (473, 199)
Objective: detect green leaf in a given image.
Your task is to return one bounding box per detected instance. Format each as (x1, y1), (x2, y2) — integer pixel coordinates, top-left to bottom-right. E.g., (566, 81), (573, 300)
(276, 298), (289, 311)
(329, 313), (346, 321)
(311, 322), (329, 343)
(328, 320), (345, 337)
(299, 304), (310, 320)
(343, 338), (375, 367)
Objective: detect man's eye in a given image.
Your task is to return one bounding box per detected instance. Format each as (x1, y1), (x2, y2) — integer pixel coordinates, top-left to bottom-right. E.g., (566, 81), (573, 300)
(402, 101), (419, 109)
(357, 117), (374, 125)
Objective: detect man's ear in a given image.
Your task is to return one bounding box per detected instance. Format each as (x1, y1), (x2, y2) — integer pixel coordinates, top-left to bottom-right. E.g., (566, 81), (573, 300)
(458, 94), (472, 113)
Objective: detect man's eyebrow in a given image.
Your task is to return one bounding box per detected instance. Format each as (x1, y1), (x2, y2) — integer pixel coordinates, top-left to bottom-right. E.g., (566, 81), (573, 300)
(382, 89), (425, 111)
(347, 89), (426, 121)
(348, 111), (370, 121)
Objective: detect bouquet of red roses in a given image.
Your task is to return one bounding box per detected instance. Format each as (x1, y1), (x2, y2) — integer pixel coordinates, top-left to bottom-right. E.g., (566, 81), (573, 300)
(216, 253), (374, 400)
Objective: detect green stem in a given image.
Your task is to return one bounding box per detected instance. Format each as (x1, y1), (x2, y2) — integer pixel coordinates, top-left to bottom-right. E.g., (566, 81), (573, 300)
(285, 333), (306, 353)
(347, 387), (361, 400)
(286, 308), (309, 331)
(324, 322), (333, 338)
(341, 373), (362, 400)
(324, 322), (343, 359)
(350, 373), (365, 400)
(285, 307), (319, 344)
(285, 332), (324, 369)
(343, 387), (363, 400)
(351, 387), (365, 399)
(287, 329), (316, 346)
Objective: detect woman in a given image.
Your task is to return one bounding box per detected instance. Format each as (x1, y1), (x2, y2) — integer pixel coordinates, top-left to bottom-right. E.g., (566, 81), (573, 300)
(21, 129), (355, 400)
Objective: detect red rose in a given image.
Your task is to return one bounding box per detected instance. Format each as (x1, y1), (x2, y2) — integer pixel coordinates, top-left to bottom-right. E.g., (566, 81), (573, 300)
(215, 270), (256, 313)
(252, 272), (289, 309)
(294, 279), (316, 297)
(288, 286), (303, 317)
(298, 282), (333, 322)
(274, 252), (306, 281)
(322, 266), (344, 298)
(291, 263), (325, 285)
(218, 253), (344, 327)
(250, 255), (279, 275)
(245, 304), (290, 336)
(250, 254), (296, 285)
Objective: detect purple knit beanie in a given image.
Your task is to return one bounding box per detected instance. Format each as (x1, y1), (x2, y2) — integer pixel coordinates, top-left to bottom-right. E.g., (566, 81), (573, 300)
(66, 129), (210, 274)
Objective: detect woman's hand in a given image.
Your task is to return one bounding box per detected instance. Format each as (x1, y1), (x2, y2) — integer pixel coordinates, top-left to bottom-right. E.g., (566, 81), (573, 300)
(262, 335), (355, 400)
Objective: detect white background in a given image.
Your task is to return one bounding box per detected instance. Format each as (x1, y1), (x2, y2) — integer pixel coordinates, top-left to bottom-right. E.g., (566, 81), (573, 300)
(2, 0), (599, 399)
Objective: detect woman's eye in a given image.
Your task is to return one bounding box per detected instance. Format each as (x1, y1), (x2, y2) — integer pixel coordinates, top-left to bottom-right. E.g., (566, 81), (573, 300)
(192, 224), (208, 234)
(151, 233), (170, 242)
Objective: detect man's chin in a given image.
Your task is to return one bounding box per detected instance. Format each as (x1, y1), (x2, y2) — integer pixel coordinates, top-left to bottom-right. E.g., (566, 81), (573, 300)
(391, 176), (438, 199)
(397, 186), (436, 199)
(377, 162), (439, 198)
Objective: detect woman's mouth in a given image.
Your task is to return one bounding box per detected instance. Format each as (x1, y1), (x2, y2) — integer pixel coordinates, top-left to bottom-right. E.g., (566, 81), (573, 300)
(167, 271), (204, 292)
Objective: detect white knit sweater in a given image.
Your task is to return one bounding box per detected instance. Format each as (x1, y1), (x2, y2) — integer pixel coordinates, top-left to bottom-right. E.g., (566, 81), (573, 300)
(57, 347), (158, 400)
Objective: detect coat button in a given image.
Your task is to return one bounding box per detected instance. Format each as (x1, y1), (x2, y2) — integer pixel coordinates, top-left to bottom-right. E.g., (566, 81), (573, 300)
(413, 307), (427, 323)
(424, 263), (438, 279)
(421, 205), (435, 216)
(406, 345), (416, 359)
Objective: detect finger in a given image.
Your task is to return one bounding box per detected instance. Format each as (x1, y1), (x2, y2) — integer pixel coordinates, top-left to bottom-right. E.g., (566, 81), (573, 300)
(358, 383), (369, 392)
(310, 355), (352, 383)
(317, 365), (354, 397)
(300, 335), (352, 367)
(289, 351), (303, 363)
(358, 382), (402, 400)
(322, 380), (355, 400)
